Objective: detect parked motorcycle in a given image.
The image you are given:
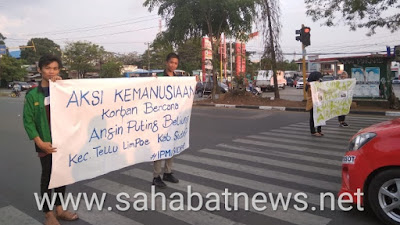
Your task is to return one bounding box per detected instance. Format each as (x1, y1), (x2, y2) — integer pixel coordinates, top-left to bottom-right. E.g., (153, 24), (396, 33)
(246, 86), (262, 96)
(10, 89), (21, 98)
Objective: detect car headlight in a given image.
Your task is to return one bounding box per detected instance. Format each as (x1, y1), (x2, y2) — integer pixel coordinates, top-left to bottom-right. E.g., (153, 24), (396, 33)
(348, 132), (376, 151)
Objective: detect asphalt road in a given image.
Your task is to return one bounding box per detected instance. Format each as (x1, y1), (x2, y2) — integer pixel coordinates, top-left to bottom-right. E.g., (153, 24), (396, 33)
(0, 95), (395, 225)
(3, 84), (400, 102)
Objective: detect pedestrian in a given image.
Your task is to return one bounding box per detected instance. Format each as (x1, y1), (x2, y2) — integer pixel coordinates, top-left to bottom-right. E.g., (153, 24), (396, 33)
(152, 52), (180, 188)
(338, 71), (349, 127)
(306, 71), (323, 137)
(23, 55), (79, 225)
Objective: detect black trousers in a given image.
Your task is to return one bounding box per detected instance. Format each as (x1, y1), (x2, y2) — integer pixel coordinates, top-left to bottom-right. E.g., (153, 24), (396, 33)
(338, 115), (346, 122)
(40, 154), (66, 212)
(309, 109), (321, 134)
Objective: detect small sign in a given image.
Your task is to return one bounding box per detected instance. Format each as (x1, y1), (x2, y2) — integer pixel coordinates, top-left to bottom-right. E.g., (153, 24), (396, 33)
(342, 156), (356, 164)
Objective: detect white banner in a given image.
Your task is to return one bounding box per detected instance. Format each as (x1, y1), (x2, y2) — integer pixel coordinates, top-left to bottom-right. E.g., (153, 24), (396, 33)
(310, 79), (356, 127)
(49, 77), (196, 189)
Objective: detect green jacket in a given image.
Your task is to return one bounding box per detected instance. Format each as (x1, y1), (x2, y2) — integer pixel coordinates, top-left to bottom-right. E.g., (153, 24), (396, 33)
(158, 69), (178, 77)
(23, 85), (51, 145)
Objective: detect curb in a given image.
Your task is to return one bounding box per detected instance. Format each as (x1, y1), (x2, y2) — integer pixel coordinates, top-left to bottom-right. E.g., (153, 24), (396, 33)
(194, 103), (400, 117)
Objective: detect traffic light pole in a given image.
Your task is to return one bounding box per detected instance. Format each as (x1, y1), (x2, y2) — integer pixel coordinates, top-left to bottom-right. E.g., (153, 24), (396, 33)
(302, 43), (307, 101)
(295, 24), (310, 101)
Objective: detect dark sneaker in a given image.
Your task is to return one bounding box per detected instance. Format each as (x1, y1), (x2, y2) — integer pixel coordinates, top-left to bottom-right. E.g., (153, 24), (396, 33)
(340, 122), (349, 127)
(163, 173), (179, 183)
(152, 176), (167, 188)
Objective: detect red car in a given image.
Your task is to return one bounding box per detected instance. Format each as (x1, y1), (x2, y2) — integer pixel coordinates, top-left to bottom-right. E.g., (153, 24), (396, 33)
(28, 81), (38, 89)
(340, 118), (400, 225)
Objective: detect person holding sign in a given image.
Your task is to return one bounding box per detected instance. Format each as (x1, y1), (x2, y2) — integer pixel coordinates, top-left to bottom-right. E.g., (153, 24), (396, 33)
(152, 53), (181, 188)
(338, 71), (349, 127)
(23, 55), (79, 225)
(305, 71), (323, 137)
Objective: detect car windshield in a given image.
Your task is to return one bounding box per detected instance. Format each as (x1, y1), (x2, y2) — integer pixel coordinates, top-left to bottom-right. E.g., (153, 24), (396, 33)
(298, 78), (303, 82)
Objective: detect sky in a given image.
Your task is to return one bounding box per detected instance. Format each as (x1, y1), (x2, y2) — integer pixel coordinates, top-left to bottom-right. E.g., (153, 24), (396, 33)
(0, 0), (399, 61)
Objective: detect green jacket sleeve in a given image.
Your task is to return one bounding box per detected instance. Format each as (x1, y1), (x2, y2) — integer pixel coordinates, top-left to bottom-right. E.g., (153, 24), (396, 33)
(23, 93), (39, 140)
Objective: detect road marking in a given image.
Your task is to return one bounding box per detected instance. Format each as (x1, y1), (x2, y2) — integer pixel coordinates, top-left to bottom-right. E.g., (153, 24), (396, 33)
(233, 139), (344, 157)
(278, 127), (357, 136)
(0, 206), (41, 225)
(324, 120), (383, 126)
(86, 179), (246, 225)
(199, 148), (340, 178)
(344, 116), (390, 121)
(76, 204), (143, 225)
(172, 163), (332, 209)
(259, 131), (349, 144)
(288, 124), (360, 133)
(247, 135), (346, 150)
(217, 143), (342, 166)
(177, 153), (340, 191)
(268, 130), (351, 140)
(293, 121), (368, 128)
(123, 168), (331, 225)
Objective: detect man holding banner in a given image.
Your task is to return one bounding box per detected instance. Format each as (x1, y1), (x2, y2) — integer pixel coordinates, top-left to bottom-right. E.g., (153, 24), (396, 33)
(307, 71), (356, 135)
(152, 52), (181, 188)
(23, 55), (79, 225)
(306, 72), (323, 137)
(338, 71), (349, 127)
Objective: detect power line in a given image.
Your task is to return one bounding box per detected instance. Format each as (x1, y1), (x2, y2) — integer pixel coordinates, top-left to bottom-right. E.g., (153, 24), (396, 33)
(247, 38), (400, 55)
(247, 48), (387, 55)
(94, 41), (150, 45)
(39, 17), (159, 36)
(309, 32), (400, 49)
(52, 26), (159, 41)
(282, 51), (387, 56)
(21, 15), (158, 36)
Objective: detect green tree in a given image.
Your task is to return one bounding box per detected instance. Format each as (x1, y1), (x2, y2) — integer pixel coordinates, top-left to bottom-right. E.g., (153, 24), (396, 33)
(261, 58), (298, 71)
(144, 0), (258, 98)
(118, 52), (143, 67)
(20, 38), (61, 64)
(283, 60), (298, 71)
(0, 33), (6, 45)
(63, 41), (105, 79)
(305, 0), (400, 35)
(0, 55), (27, 81)
(100, 60), (123, 78)
(177, 38), (202, 74)
(142, 33), (174, 70)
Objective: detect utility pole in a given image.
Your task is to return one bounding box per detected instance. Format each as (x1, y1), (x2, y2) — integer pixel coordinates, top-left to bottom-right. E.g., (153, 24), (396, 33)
(145, 42), (150, 74)
(220, 35), (223, 83)
(302, 41), (307, 101)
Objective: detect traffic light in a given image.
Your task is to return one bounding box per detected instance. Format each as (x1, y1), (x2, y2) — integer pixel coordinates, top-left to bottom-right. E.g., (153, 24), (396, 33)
(395, 46), (400, 62)
(295, 26), (311, 47)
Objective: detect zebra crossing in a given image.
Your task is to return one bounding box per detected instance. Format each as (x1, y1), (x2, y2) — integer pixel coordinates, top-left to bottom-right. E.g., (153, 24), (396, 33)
(0, 115), (393, 225)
